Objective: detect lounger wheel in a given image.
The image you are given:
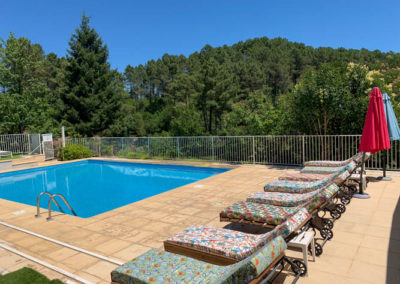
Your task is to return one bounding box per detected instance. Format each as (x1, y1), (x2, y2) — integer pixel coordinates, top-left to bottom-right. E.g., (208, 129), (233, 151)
(323, 219), (334, 229)
(291, 259), (307, 276)
(340, 196), (351, 205)
(320, 228), (333, 240)
(329, 209), (341, 219)
(310, 242), (323, 256)
(347, 185), (357, 195)
(335, 204), (346, 214)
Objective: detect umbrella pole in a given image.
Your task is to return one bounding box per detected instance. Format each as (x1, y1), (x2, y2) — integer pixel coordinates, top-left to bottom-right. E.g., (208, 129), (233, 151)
(353, 152), (370, 199)
(378, 150), (392, 181)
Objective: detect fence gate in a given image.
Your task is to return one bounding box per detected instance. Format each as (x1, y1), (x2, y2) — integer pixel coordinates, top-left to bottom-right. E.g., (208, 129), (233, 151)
(42, 134), (54, 160)
(43, 141), (54, 160)
(29, 134), (41, 154)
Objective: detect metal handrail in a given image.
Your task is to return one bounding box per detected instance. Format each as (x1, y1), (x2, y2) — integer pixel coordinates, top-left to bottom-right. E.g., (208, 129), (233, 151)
(47, 194), (77, 221)
(35, 192), (64, 218)
(35, 192), (77, 220)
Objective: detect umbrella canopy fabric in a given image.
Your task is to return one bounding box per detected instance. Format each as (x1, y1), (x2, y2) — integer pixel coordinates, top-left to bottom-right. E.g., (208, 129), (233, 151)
(359, 87), (391, 154)
(383, 92), (400, 141)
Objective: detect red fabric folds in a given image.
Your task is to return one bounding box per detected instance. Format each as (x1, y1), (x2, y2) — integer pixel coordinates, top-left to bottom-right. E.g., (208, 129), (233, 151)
(359, 87), (391, 154)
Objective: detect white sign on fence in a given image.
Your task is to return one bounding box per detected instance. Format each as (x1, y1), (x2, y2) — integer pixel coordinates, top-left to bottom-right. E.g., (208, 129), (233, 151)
(42, 134), (53, 142)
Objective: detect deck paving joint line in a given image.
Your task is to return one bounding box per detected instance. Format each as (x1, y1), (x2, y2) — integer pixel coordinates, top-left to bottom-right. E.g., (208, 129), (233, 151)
(0, 220), (124, 266)
(0, 242), (93, 284)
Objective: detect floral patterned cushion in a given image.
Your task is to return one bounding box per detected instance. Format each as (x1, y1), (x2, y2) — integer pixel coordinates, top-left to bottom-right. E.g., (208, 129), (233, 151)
(278, 173), (328, 182)
(251, 183), (338, 209)
(278, 171), (349, 184)
(304, 158), (353, 167)
(301, 161), (356, 175)
(264, 178), (331, 193)
(353, 152), (371, 164)
(111, 236), (287, 284)
(281, 208), (310, 238)
(221, 184), (339, 226)
(306, 184), (339, 212)
(220, 202), (300, 225)
(167, 225), (280, 261)
(247, 190), (319, 207)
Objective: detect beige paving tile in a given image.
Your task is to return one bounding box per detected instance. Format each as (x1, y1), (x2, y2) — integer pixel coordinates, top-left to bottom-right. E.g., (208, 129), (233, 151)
(296, 270), (353, 284)
(334, 220), (369, 235)
(360, 235), (400, 253)
(0, 162), (399, 284)
(46, 247), (79, 262)
(356, 246), (400, 270)
(62, 253), (99, 271)
(321, 241), (359, 260)
(94, 239), (131, 255)
(74, 271), (103, 284)
(365, 224), (400, 240)
(331, 230), (364, 246)
(346, 260), (399, 284)
(84, 261), (117, 282)
(112, 243), (151, 261)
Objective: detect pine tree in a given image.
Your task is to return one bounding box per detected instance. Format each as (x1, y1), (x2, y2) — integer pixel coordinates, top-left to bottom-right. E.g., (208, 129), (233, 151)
(0, 33), (54, 133)
(61, 15), (124, 136)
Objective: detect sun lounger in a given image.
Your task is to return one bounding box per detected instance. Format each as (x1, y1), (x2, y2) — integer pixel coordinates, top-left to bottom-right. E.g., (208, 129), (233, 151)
(0, 151), (12, 158)
(164, 209), (309, 265)
(220, 184), (340, 256)
(300, 161), (357, 175)
(279, 160), (355, 183)
(303, 152), (370, 167)
(220, 184), (338, 227)
(111, 235), (302, 284)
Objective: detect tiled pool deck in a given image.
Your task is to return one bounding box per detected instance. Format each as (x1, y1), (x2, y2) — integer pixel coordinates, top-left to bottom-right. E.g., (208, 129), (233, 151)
(0, 158), (399, 283)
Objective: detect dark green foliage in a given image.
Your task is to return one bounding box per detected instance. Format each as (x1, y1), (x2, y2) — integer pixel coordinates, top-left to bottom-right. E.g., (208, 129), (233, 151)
(0, 267), (63, 284)
(0, 34), (57, 133)
(58, 144), (92, 160)
(1, 15), (400, 137)
(60, 15), (124, 137)
(124, 37), (400, 136)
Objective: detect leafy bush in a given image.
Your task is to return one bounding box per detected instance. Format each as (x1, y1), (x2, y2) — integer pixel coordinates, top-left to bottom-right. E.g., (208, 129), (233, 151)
(117, 149), (149, 159)
(125, 152), (149, 159)
(58, 144), (92, 161)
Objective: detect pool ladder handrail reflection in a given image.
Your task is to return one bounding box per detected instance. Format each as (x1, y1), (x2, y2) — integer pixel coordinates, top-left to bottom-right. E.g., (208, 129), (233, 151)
(35, 192), (77, 221)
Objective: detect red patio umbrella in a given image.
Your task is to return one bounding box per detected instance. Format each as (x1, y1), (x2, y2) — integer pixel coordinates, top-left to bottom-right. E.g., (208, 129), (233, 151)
(356, 87), (391, 198)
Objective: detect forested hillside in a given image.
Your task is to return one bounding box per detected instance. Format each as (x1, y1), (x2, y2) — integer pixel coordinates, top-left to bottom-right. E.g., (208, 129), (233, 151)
(1, 16), (399, 137)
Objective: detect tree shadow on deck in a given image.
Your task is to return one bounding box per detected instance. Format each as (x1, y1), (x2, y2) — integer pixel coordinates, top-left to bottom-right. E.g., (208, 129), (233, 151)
(387, 196), (400, 284)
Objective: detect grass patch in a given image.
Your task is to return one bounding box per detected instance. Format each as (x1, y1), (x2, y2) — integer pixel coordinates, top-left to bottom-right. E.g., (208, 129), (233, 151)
(0, 154), (23, 161)
(0, 267), (63, 284)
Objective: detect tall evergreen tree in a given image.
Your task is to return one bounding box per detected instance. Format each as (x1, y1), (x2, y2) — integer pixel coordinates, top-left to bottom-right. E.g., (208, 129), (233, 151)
(61, 15), (124, 136)
(0, 33), (54, 133)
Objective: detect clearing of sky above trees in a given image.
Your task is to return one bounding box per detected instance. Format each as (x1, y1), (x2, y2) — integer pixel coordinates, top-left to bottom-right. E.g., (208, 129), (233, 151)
(1, 15), (399, 138)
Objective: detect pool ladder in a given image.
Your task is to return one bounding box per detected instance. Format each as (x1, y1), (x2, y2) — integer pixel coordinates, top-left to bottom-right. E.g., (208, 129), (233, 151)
(35, 192), (77, 221)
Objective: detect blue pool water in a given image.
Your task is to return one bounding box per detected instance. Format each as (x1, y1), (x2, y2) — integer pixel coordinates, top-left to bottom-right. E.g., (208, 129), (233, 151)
(0, 160), (228, 218)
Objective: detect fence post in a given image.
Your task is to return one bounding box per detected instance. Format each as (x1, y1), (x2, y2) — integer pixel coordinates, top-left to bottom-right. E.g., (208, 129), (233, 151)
(121, 137), (124, 152)
(177, 137), (180, 159)
(302, 135), (305, 165)
(252, 136), (255, 164)
(28, 134), (31, 154)
(147, 137), (150, 157)
(98, 137), (102, 157)
(211, 136), (215, 161)
(39, 134), (42, 155)
(61, 126), (66, 148)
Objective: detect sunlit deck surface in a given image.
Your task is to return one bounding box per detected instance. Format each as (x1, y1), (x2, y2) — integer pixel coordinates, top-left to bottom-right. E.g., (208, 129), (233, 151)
(0, 157), (398, 283)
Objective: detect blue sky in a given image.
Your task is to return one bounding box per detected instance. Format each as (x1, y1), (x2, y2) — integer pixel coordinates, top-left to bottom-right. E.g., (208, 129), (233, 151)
(1, 0), (399, 71)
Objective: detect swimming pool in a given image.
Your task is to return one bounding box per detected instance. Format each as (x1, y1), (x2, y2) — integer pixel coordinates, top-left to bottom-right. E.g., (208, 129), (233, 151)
(0, 160), (228, 218)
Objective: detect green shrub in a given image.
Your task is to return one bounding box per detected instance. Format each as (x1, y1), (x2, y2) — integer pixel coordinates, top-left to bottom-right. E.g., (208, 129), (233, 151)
(117, 149), (149, 159)
(58, 144), (92, 161)
(125, 152), (149, 159)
